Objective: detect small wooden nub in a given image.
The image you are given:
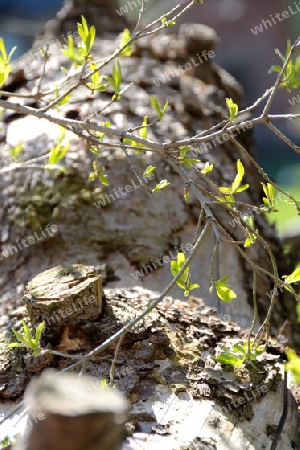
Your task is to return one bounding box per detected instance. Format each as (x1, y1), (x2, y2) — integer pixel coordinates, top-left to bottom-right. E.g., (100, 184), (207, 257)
(15, 369), (128, 450)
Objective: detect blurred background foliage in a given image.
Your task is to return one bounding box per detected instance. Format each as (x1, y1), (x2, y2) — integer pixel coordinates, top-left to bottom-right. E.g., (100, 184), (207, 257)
(0, 0), (299, 235)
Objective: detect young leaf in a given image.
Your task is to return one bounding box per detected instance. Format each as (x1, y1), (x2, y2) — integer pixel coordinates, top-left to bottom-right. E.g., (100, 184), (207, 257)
(225, 97), (238, 122)
(268, 40), (300, 92)
(120, 28), (133, 56)
(184, 184), (190, 203)
(8, 142), (24, 162)
(86, 63), (107, 93)
(48, 128), (70, 165)
(285, 349), (300, 385)
(8, 320), (44, 356)
(243, 215), (257, 247)
(297, 303), (300, 322)
(261, 182), (276, 210)
(210, 276), (236, 302)
(0, 38), (16, 86)
(152, 180), (170, 193)
(283, 267), (300, 285)
(170, 252), (199, 296)
(143, 165), (156, 178)
(161, 16), (176, 27)
(150, 96), (168, 119)
(215, 340), (264, 368)
(139, 116), (147, 140)
(77, 15), (95, 56)
(62, 35), (85, 66)
(231, 159), (245, 193)
(201, 162), (214, 174)
(105, 60), (122, 100)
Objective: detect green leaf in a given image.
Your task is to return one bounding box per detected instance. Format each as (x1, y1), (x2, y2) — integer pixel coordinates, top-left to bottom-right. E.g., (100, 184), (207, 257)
(35, 322), (45, 343)
(183, 158), (200, 169)
(268, 40), (300, 92)
(234, 184), (250, 193)
(94, 121), (111, 142)
(8, 142), (24, 162)
(90, 145), (100, 155)
(62, 35), (85, 66)
(86, 63), (107, 93)
(297, 303), (300, 322)
(170, 252), (199, 296)
(215, 340), (263, 368)
(48, 128), (70, 165)
(150, 96), (168, 119)
(161, 16), (176, 27)
(77, 16), (95, 56)
(89, 161), (108, 186)
(54, 87), (71, 106)
(11, 328), (27, 346)
(219, 187), (231, 194)
(285, 349), (300, 385)
(105, 60), (122, 99)
(201, 162), (214, 174)
(8, 320), (44, 355)
(215, 352), (241, 366)
(98, 171), (108, 185)
(152, 180), (170, 193)
(211, 276), (236, 303)
(139, 116), (147, 140)
(120, 28), (133, 56)
(99, 379), (109, 388)
(261, 182), (275, 209)
(225, 97), (238, 122)
(143, 165), (156, 178)
(179, 146), (190, 159)
(231, 159), (245, 193)
(0, 38), (16, 85)
(243, 215), (257, 247)
(283, 267), (300, 285)
(184, 185), (190, 203)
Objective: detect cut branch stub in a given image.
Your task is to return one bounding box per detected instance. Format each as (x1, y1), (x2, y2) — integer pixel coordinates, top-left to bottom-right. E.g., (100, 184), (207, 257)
(24, 264), (102, 327)
(15, 369), (128, 450)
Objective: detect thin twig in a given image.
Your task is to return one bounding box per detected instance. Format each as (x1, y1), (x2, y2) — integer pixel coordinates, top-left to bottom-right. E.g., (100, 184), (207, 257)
(109, 330), (127, 386)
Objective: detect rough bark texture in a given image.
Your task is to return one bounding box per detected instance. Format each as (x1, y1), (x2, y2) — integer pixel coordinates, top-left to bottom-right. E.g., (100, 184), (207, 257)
(1, 285), (299, 448)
